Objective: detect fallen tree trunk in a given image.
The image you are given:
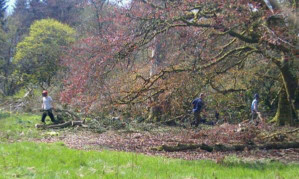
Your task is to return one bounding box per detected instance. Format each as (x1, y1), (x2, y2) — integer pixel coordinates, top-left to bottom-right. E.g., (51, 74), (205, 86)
(35, 121), (84, 129)
(153, 142), (299, 152)
(257, 142), (299, 150)
(153, 143), (213, 152)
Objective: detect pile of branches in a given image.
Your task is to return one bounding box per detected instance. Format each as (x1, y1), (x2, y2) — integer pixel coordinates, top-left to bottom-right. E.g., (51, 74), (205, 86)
(35, 109), (85, 129)
(153, 122), (299, 152)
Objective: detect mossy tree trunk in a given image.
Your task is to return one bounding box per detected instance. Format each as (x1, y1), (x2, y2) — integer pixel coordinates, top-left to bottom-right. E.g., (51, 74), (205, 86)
(273, 89), (293, 125)
(273, 57), (298, 125)
(147, 104), (162, 122)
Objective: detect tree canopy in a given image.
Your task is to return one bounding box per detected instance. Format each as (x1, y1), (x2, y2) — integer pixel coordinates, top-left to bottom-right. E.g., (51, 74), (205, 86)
(58, 0), (297, 124)
(14, 19), (75, 87)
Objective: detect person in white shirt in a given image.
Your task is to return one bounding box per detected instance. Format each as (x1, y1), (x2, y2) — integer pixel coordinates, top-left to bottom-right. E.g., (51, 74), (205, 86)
(41, 90), (57, 124)
(251, 93), (260, 125)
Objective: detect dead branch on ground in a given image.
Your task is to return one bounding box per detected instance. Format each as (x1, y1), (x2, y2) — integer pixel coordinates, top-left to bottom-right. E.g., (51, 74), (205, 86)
(153, 141), (299, 152)
(35, 120), (85, 129)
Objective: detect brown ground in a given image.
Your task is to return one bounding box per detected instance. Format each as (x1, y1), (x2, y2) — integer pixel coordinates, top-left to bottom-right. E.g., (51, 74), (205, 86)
(34, 123), (299, 163)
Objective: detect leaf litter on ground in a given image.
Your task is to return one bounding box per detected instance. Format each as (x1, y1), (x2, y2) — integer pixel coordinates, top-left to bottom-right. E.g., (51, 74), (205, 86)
(33, 122), (299, 163)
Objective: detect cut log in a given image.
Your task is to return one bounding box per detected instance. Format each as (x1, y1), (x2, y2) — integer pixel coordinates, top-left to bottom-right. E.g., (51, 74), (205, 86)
(153, 142), (299, 152)
(35, 121), (84, 129)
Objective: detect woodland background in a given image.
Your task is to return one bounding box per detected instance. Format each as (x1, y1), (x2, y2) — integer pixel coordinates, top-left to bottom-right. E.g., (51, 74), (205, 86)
(0, 0), (298, 125)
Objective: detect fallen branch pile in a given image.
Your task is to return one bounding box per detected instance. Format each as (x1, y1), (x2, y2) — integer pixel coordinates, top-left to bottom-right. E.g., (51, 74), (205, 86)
(54, 108), (81, 120)
(261, 128), (299, 140)
(35, 108), (85, 129)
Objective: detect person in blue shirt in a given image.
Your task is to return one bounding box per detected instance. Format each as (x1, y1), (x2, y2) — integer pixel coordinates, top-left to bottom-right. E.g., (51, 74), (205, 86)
(191, 93), (205, 127)
(251, 93), (259, 121)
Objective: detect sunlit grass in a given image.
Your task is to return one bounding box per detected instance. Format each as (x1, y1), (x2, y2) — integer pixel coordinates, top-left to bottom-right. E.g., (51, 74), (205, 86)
(0, 112), (41, 141)
(0, 142), (298, 179)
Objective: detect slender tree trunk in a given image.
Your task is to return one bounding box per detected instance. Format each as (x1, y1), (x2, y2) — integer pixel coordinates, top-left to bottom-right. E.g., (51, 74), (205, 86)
(147, 38), (161, 122)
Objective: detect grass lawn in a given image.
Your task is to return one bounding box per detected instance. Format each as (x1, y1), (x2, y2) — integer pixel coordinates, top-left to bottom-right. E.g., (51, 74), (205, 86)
(0, 112), (299, 178)
(0, 112), (41, 142)
(1, 142), (299, 179)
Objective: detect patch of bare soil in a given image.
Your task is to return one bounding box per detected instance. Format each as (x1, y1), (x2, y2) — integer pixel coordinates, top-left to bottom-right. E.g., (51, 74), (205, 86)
(34, 123), (299, 163)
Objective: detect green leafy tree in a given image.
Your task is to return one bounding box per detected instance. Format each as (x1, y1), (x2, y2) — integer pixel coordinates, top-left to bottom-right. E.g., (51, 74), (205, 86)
(14, 19), (75, 88)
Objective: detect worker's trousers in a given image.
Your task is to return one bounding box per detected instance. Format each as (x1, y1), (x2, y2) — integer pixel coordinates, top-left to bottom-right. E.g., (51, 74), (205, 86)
(41, 109), (56, 123)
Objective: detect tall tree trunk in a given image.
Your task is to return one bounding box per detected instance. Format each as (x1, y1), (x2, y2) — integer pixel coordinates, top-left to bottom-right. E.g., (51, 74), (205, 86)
(147, 37), (161, 122)
(273, 57), (298, 125)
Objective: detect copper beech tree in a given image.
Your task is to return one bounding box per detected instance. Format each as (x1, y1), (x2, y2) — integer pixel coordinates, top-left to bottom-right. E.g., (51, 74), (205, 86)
(61, 0), (298, 124)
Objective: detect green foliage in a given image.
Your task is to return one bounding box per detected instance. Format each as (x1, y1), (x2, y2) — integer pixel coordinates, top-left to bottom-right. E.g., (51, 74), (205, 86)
(0, 15), (23, 96)
(12, 88), (27, 99)
(87, 117), (127, 132)
(14, 19), (75, 87)
(0, 23), (8, 63)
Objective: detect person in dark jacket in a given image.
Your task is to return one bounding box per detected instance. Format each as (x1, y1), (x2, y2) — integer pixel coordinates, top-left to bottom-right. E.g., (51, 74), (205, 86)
(191, 93), (205, 127)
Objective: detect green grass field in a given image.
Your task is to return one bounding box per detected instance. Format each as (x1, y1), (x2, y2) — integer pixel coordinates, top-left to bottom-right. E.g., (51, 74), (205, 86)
(0, 112), (41, 142)
(1, 142), (299, 179)
(1, 112), (299, 179)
